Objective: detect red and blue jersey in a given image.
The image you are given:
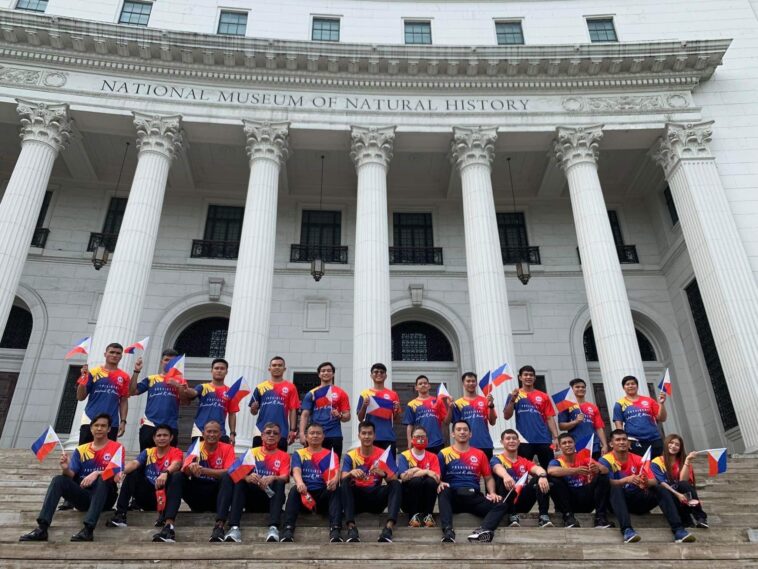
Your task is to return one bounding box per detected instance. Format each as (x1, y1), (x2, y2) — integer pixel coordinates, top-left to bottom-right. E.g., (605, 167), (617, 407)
(357, 388), (399, 442)
(251, 380), (300, 437)
(194, 441), (235, 481)
(451, 396), (493, 450)
(342, 446), (395, 488)
(491, 453), (535, 480)
(82, 366), (130, 428)
(438, 446), (491, 490)
(548, 455), (591, 488)
(136, 374), (186, 430)
(402, 397), (446, 448)
(69, 440), (124, 480)
(598, 451), (652, 492)
(300, 384), (349, 438)
(558, 401), (604, 453)
(505, 389), (555, 444)
(651, 456), (694, 485)
(251, 447), (290, 478)
(612, 396), (661, 441)
(397, 449), (441, 476)
(193, 383), (233, 436)
(136, 446), (183, 487)
(293, 447), (333, 491)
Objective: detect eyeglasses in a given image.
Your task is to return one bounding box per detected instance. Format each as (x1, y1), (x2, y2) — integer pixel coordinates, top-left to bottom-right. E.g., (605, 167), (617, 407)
(262, 430), (280, 435)
(371, 370), (386, 375)
(413, 435), (427, 441)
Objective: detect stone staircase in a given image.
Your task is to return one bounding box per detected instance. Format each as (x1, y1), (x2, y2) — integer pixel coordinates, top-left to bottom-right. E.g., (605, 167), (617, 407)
(0, 449), (757, 568)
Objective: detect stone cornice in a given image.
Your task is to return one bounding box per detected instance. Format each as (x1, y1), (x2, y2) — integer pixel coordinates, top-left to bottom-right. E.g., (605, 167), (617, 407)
(0, 9), (730, 91)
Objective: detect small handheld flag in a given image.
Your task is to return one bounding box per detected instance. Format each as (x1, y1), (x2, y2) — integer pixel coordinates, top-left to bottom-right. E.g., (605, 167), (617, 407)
(705, 448), (728, 476)
(658, 369), (672, 396)
(508, 471), (529, 503)
(491, 363), (513, 388)
(437, 383), (451, 400)
(164, 354), (185, 380)
(375, 446), (396, 477)
(225, 377), (251, 410)
(101, 446), (123, 481)
(575, 433), (594, 461)
(65, 337), (91, 359)
(183, 439), (201, 469)
(366, 395), (395, 420)
(31, 426), (62, 462)
(639, 445), (652, 477)
(124, 336), (150, 355)
(478, 371), (493, 396)
(551, 386), (579, 413)
(228, 448), (256, 483)
(319, 449), (339, 482)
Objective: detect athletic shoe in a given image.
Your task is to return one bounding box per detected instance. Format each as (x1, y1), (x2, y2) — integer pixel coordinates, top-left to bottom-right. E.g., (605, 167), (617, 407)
(58, 500), (74, 511)
(508, 515), (520, 527)
(623, 528), (641, 543)
(695, 518), (709, 529)
(107, 512), (128, 528)
(674, 529), (696, 543)
(409, 513), (423, 527)
(154, 515), (165, 528)
(19, 527), (48, 542)
(377, 527), (393, 543)
(329, 527), (343, 543)
(563, 513), (579, 528)
(224, 526), (242, 543)
(279, 527), (295, 542)
(152, 525), (176, 543)
(346, 527), (360, 542)
(423, 514), (436, 528)
(594, 516), (614, 529)
(467, 527), (493, 543)
(538, 515), (553, 528)
(209, 526), (225, 542)
(266, 526), (280, 542)
(441, 528), (456, 543)
(70, 525), (94, 542)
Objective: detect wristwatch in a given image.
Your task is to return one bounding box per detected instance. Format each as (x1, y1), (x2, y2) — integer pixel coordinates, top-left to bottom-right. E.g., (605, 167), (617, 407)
(488, 403), (495, 409)
(230, 431), (237, 436)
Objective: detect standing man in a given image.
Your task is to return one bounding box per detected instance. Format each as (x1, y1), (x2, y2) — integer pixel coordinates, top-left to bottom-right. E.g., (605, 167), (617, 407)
(250, 356), (300, 451)
(437, 419), (507, 544)
(403, 375), (449, 455)
(341, 420), (401, 543)
(398, 425), (441, 528)
(613, 375), (666, 458)
(130, 349), (185, 449)
(503, 365), (559, 469)
(447, 372), (496, 458)
(76, 343), (130, 444)
(356, 363), (400, 455)
(557, 378), (608, 459)
(299, 361), (350, 456)
(180, 358), (238, 445)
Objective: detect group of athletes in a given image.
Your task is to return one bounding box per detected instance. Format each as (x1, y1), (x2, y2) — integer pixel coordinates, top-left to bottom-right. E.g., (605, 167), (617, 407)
(19, 343), (709, 545)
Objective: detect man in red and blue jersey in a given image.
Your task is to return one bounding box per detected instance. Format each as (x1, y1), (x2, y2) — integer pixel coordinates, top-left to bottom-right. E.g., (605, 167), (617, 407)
(557, 378), (608, 459)
(221, 422), (290, 543)
(613, 375), (667, 458)
(547, 432), (611, 529)
(130, 349), (185, 449)
(398, 424), (441, 527)
(281, 422), (342, 543)
(598, 429), (694, 544)
(250, 356), (300, 452)
(180, 358), (238, 445)
(356, 362), (401, 456)
(437, 419), (507, 543)
(403, 375), (449, 455)
(503, 365), (559, 469)
(76, 343), (130, 444)
(341, 420), (401, 543)
(20, 413), (124, 543)
(299, 361), (350, 456)
(447, 372), (496, 458)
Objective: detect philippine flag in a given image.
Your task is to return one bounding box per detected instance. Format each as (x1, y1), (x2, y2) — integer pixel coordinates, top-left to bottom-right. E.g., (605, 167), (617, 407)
(658, 369), (672, 396)
(164, 354), (185, 380)
(551, 386), (579, 413)
(437, 383), (451, 400)
(101, 446), (123, 481)
(366, 395), (395, 420)
(183, 439), (201, 468)
(513, 471), (529, 503)
(313, 385), (334, 409)
(31, 426), (61, 462)
(375, 446), (396, 477)
(319, 449), (339, 482)
(64, 337), (92, 359)
(124, 336), (150, 355)
(228, 448), (256, 483)
(575, 433), (594, 461)
(226, 377), (251, 410)
(491, 363), (512, 388)
(639, 445), (652, 474)
(706, 448), (728, 476)
(478, 371), (493, 396)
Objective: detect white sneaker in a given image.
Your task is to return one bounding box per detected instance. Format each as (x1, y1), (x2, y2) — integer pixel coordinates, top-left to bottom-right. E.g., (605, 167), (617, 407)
(224, 526), (241, 543)
(266, 526), (279, 543)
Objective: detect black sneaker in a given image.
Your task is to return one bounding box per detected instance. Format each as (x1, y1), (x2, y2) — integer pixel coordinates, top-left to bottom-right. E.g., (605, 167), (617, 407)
(107, 511), (128, 528)
(70, 525), (94, 542)
(19, 527), (48, 542)
(209, 526), (225, 542)
(467, 527), (493, 543)
(563, 513), (579, 528)
(508, 515), (520, 527)
(594, 516), (615, 529)
(377, 527), (393, 543)
(329, 527), (343, 543)
(280, 527), (295, 542)
(152, 525), (176, 543)
(441, 528), (456, 543)
(346, 526), (360, 542)
(538, 515), (553, 528)
(695, 518), (709, 529)
(154, 515), (165, 528)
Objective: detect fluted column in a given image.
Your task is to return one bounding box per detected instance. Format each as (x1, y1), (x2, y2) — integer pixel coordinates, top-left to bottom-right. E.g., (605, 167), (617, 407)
(224, 121), (289, 449)
(66, 113), (182, 447)
(653, 121), (758, 452)
(554, 126), (647, 407)
(0, 99), (70, 335)
(450, 126), (516, 438)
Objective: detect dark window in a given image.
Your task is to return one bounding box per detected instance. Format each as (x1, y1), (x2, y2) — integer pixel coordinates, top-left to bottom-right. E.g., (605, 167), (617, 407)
(608, 210), (624, 246)
(391, 321), (454, 362)
(583, 326), (657, 362)
(664, 186), (679, 226)
(496, 212), (540, 263)
(394, 212), (433, 248)
(686, 279), (737, 430)
(0, 306), (32, 349)
(218, 11), (247, 36)
(312, 18), (340, 41)
(0, 372), (19, 437)
(16, 0), (48, 12)
(36, 191), (52, 229)
(534, 374), (547, 393)
(174, 317), (229, 358)
(587, 18), (617, 42)
(495, 21), (524, 45)
(293, 372), (321, 425)
(119, 1), (152, 26)
(404, 21), (432, 45)
(204, 205), (244, 243)
(55, 366), (82, 434)
(102, 197), (127, 235)
(301, 210), (341, 247)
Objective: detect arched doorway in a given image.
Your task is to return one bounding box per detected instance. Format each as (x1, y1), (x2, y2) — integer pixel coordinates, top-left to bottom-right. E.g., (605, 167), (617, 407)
(0, 302), (33, 437)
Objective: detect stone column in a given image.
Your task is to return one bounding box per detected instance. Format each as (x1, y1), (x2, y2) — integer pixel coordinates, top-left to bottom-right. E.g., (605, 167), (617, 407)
(450, 126), (516, 438)
(66, 113), (182, 447)
(350, 126), (395, 444)
(554, 126), (647, 407)
(224, 121), (289, 449)
(653, 121), (758, 452)
(0, 100), (70, 335)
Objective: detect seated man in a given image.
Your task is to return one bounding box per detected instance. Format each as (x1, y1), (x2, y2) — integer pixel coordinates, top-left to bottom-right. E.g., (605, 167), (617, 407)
(281, 422), (342, 543)
(437, 419), (507, 543)
(222, 422), (290, 543)
(398, 424), (441, 528)
(106, 424), (183, 532)
(547, 432), (611, 528)
(19, 413), (124, 542)
(341, 420), (401, 543)
(599, 429), (695, 544)
(491, 429), (552, 528)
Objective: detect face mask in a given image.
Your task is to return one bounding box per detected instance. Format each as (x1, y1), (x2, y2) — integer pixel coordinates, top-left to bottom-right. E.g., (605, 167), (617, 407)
(412, 439), (427, 451)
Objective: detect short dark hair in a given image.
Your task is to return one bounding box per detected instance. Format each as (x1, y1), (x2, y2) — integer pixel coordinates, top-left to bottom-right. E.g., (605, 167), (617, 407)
(358, 420), (376, 433)
(558, 432), (575, 443)
(204, 420), (222, 430)
(370, 363), (387, 372)
(270, 356), (286, 365)
(317, 361), (335, 374)
(621, 375), (638, 387)
(518, 365), (535, 377)
(451, 419), (471, 431)
(305, 422), (324, 433)
(569, 377), (586, 388)
(91, 413), (112, 427)
(415, 375), (429, 385)
(610, 429), (628, 440)
(161, 348), (179, 358)
(461, 371), (477, 381)
(211, 358), (228, 369)
(105, 343), (123, 352)
(411, 424), (428, 435)
(262, 422), (281, 434)
(500, 428), (519, 440)
(154, 424), (174, 437)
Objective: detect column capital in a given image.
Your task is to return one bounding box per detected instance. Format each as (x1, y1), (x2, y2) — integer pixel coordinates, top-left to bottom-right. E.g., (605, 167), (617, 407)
(350, 126), (395, 169)
(16, 99), (72, 152)
(133, 113), (183, 160)
(553, 125), (604, 171)
(652, 121), (714, 177)
(449, 126), (497, 171)
(243, 120), (290, 165)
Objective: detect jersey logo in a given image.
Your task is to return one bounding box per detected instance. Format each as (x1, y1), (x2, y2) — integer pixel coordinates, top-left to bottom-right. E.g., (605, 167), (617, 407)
(477, 401), (484, 408)
(641, 400), (650, 407)
(470, 455), (479, 464)
(383, 393), (390, 399)
(274, 459), (281, 468)
(215, 457), (223, 467)
(535, 396), (543, 403)
(163, 459), (169, 467)
(103, 453), (112, 461)
(282, 387), (289, 395)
